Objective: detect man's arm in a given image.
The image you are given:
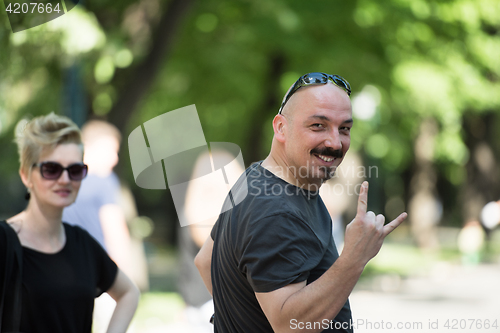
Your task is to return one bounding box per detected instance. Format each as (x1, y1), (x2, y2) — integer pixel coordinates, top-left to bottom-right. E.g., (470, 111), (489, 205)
(194, 235), (214, 295)
(256, 181), (407, 333)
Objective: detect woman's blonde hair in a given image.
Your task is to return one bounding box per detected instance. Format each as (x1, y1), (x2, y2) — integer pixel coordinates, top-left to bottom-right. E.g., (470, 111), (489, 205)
(15, 112), (83, 174)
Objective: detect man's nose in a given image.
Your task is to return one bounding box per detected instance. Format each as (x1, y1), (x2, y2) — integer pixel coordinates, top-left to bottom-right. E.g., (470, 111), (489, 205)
(324, 129), (342, 150)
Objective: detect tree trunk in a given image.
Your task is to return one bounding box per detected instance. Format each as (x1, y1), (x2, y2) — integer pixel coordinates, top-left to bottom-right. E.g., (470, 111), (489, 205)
(461, 113), (500, 224)
(108, 0), (196, 133)
(244, 53), (285, 165)
(408, 118), (440, 251)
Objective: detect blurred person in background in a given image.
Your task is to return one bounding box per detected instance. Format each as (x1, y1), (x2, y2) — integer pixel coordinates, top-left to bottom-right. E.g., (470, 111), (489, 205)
(195, 72), (407, 332)
(63, 120), (131, 271)
(0, 113), (139, 333)
(63, 120), (148, 332)
(178, 148), (244, 332)
(458, 220), (485, 265)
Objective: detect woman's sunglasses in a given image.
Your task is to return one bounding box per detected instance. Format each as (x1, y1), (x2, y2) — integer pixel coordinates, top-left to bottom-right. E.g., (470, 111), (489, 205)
(278, 72), (351, 114)
(32, 161), (88, 181)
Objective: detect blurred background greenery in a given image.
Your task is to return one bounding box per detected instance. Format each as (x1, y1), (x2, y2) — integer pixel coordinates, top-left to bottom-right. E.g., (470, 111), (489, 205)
(1, 0), (500, 330)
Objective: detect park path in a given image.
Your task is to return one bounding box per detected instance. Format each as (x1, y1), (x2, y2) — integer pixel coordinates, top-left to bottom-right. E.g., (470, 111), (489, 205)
(350, 263), (500, 333)
(134, 263), (500, 333)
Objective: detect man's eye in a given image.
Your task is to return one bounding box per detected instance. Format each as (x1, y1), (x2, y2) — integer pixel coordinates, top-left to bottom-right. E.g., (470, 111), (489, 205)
(340, 126), (351, 132)
(311, 124), (324, 129)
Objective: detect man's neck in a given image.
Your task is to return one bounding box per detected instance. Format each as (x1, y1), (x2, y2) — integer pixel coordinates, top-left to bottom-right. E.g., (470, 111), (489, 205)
(261, 155), (322, 192)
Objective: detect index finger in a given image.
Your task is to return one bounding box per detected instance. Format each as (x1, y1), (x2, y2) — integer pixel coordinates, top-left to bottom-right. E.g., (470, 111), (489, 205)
(356, 181), (369, 217)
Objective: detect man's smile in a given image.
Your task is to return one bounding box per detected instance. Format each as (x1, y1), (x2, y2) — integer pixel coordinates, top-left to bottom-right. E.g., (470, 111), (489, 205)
(316, 154), (335, 162)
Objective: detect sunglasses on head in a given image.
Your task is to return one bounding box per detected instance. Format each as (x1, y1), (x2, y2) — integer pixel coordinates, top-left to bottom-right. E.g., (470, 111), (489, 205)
(32, 161), (88, 181)
(278, 72), (351, 114)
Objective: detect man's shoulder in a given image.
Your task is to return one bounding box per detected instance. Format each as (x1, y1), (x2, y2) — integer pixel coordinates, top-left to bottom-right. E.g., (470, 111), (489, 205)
(223, 162), (331, 239)
(233, 184), (305, 229)
(240, 162), (308, 206)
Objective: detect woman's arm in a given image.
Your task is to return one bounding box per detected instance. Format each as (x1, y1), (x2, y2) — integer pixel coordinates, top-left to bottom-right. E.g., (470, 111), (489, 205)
(105, 269), (140, 333)
(194, 236), (214, 295)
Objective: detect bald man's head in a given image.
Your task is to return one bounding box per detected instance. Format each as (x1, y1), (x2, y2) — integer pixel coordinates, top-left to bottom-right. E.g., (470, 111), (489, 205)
(278, 72), (351, 116)
(280, 81), (351, 121)
(269, 80), (353, 188)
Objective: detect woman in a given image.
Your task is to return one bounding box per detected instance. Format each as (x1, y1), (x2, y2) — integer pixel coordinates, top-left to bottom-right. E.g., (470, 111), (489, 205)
(0, 113), (139, 333)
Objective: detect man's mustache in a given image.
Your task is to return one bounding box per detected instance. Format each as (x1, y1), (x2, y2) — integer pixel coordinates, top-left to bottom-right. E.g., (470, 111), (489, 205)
(311, 147), (343, 159)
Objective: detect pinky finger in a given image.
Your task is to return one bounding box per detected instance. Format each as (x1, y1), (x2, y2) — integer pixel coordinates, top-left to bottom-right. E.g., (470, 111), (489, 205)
(383, 212), (408, 236)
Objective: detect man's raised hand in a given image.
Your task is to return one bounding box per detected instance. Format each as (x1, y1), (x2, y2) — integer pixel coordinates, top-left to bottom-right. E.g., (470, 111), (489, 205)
(343, 181), (408, 267)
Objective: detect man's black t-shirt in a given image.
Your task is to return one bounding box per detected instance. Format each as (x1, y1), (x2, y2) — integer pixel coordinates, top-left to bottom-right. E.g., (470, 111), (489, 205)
(210, 163), (353, 333)
(0, 221), (118, 333)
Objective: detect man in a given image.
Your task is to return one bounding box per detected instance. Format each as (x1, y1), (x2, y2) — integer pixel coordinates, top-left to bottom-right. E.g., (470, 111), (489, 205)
(195, 72), (407, 332)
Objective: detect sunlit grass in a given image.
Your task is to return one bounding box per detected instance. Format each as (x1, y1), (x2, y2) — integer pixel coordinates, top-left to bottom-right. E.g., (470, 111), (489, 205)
(361, 242), (464, 279)
(362, 243), (430, 278)
(130, 292), (185, 331)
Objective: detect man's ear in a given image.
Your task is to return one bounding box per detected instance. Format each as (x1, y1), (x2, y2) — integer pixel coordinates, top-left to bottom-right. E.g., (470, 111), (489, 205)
(272, 114), (287, 143)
